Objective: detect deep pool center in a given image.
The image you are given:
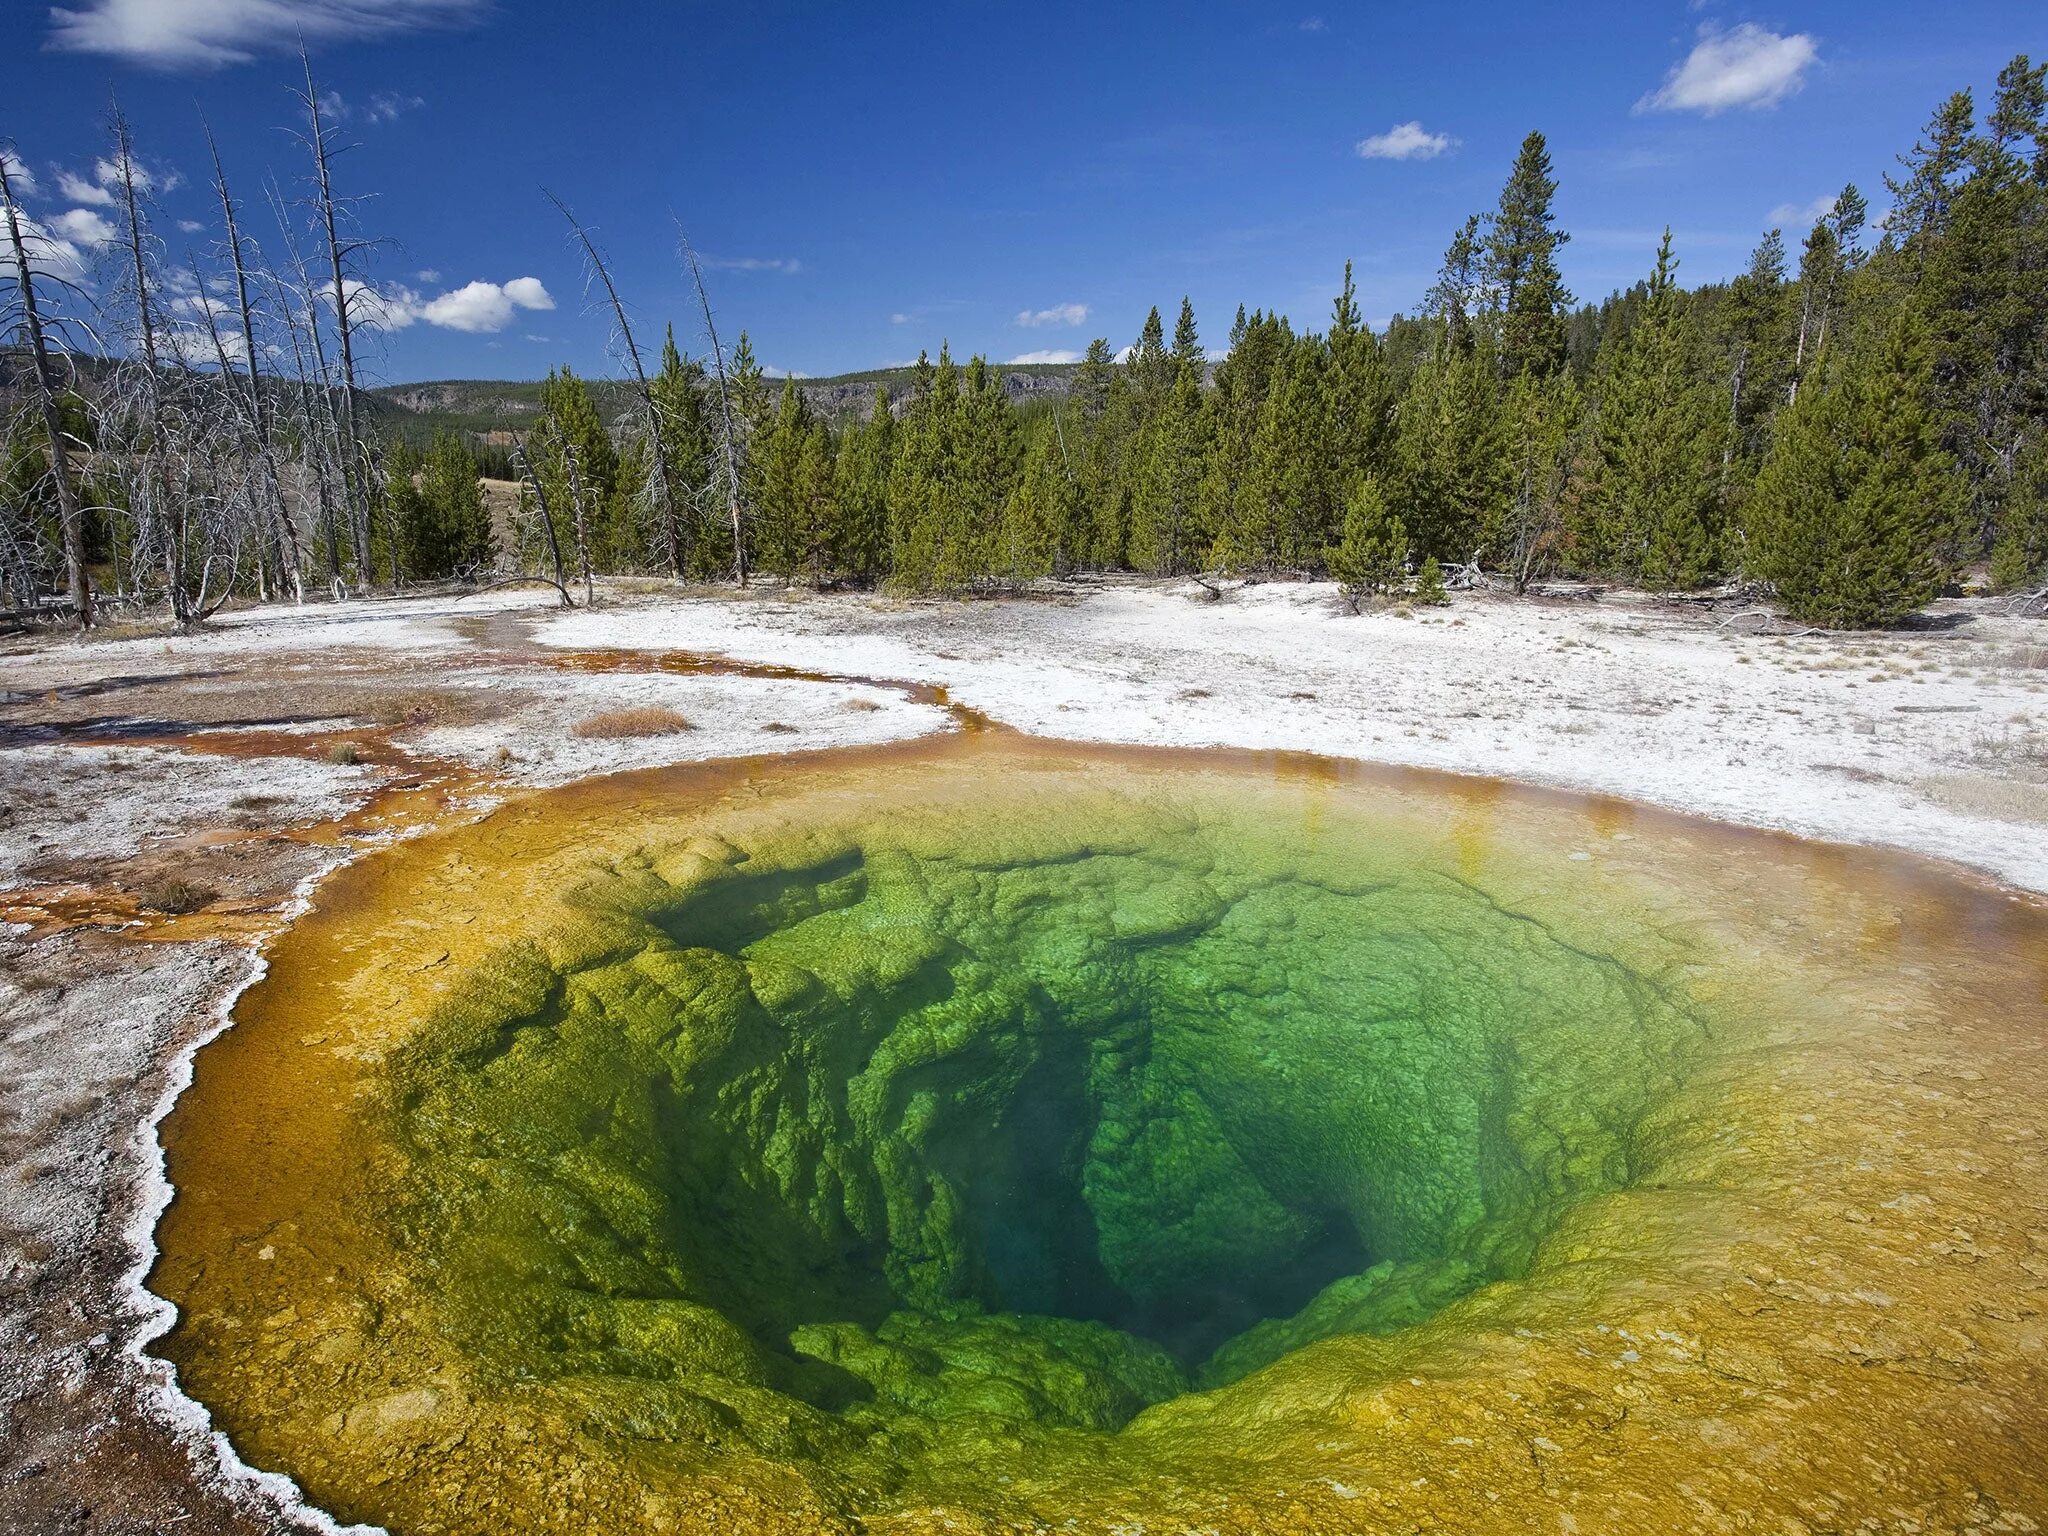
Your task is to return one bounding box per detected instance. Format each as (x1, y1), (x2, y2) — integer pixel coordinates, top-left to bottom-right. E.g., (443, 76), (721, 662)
(388, 818), (1700, 1441)
(150, 739), (2048, 1535)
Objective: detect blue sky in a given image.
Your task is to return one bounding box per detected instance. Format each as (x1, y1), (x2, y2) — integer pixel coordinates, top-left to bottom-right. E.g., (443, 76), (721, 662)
(4, 1), (2041, 383)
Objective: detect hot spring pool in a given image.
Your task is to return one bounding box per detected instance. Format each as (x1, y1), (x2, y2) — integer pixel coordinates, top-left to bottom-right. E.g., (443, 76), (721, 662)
(149, 737), (2048, 1533)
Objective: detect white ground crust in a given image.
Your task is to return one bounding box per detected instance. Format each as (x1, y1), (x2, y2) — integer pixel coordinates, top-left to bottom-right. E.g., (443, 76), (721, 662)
(0, 742), (378, 887)
(529, 582), (2048, 894)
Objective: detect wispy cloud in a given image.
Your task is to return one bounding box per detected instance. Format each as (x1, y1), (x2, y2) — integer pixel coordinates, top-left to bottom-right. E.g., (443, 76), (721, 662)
(1008, 349), (1082, 365)
(319, 89), (424, 124)
(1355, 121), (1458, 161)
(889, 311), (912, 325)
(177, 218), (205, 234)
(1767, 193), (1838, 229)
(1637, 24), (1819, 115)
(704, 255), (803, 274)
(1014, 302), (1088, 328)
(1298, 16), (1327, 31)
(45, 0), (489, 69)
(0, 150), (37, 196)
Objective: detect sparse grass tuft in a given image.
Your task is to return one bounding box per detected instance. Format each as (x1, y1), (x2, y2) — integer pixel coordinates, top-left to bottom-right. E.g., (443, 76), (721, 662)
(326, 741), (363, 765)
(759, 721), (800, 734)
(572, 706), (695, 739)
(138, 877), (217, 915)
(842, 698), (884, 713)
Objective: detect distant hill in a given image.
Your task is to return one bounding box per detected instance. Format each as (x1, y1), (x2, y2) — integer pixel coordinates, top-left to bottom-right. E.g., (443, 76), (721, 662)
(364, 362), (1082, 444)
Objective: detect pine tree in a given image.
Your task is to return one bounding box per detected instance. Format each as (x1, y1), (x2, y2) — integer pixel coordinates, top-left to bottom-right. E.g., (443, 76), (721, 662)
(1722, 229), (1794, 463)
(1749, 314), (1964, 626)
(1130, 366), (1207, 574)
(1327, 262), (1397, 495)
(1170, 297), (1203, 377)
(950, 355), (1023, 583)
(1414, 555), (1449, 605)
(1393, 342), (1508, 564)
(755, 377), (813, 580)
(421, 429), (493, 575)
(1131, 305), (1172, 412)
(650, 328), (716, 576)
(1791, 187), (1866, 395)
(1990, 431), (2048, 592)
(835, 388), (894, 585)
(997, 428), (1079, 582)
(1569, 230), (1727, 587)
(1499, 368), (1582, 591)
(1426, 215), (1486, 354)
(1486, 131), (1573, 378)
(532, 368), (627, 569)
(1233, 338), (1332, 570)
(1326, 475), (1408, 610)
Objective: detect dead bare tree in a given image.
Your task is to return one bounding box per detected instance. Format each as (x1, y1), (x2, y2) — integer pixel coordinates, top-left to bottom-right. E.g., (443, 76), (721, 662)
(510, 428), (576, 604)
(546, 191), (685, 579)
(267, 178), (351, 593)
(0, 144), (93, 625)
(294, 51), (378, 586)
(207, 120), (303, 601)
(676, 221), (748, 585)
(561, 436), (598, 606)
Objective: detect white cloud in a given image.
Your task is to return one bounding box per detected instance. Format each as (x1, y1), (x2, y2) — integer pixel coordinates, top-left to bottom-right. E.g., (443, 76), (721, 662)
(0, 150), (37, 196)
(1637, 23), (1818, 115)
(51, 207), (118, 247)
(760, 366), (808, 379)
(704, 255), (803, 274)
(1014, 302), (1089, 328)
(414, 276), (555, 333)
(889, 311), (911, 325)
(177, 218), (206, 233)
(1355, 121), (1458, 161)
(1299, 16), (1327, 31)
(46, 0), (488, 69)
(95, 155), (178, 192)
(1008, 349), (1083, 365)
(55, 155), (179, 207)
(367, 91), (422, 123)
(57, 171), (115, 206)
(415, 268), (441, 283)
(340, 275), (554, 334)
(501, 275), (554, 311)
(0, 211), (91, 281)
(1767, 193), (1837, 229)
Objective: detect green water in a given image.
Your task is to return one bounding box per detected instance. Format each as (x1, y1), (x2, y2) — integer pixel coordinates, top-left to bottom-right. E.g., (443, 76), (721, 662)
(385, 806), (1705, 1456)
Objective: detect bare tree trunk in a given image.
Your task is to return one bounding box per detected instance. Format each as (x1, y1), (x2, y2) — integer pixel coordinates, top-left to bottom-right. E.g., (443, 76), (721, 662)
(547, 191), (684, 578)
(209, 122), (303, 602)
(1, 151), (91, 626)
(268, 186), (349, 593)
(563, 440), (597, 608)
(511, 430), (574, 604)
(298, 54), (376, 587)
(678, 225), (748, 585)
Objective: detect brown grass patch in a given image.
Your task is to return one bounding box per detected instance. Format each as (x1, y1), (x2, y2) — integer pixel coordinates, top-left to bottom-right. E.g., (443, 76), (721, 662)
(571, 706), (695, 739)
(137, 877), (217, 915)
(759, 722), (800, 734)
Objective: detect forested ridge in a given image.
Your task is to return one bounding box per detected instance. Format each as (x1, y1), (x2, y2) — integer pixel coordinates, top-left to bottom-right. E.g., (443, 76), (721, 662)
(5, 54), (2046, 628)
